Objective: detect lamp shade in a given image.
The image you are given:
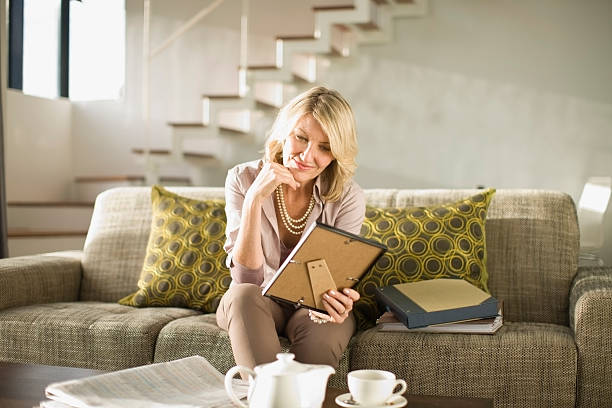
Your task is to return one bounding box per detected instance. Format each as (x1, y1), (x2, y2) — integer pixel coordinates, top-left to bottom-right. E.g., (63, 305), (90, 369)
(577, 176), (611, 250)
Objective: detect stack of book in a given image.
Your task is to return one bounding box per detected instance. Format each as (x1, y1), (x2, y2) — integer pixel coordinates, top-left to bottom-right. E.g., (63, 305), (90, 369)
(375, 278), (503, 335)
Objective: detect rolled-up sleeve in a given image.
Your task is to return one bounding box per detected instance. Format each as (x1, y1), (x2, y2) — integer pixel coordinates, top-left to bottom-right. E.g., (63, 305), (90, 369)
(223, 166), (243, 268)
(229, 260), (264, 286)
(333, 181), (366, 235)
(223, 165), (266, 285)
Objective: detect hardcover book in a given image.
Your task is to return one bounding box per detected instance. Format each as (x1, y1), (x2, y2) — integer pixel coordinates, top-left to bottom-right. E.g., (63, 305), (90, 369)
(375, 278), (499, 329)
(376, 301), (503, 334)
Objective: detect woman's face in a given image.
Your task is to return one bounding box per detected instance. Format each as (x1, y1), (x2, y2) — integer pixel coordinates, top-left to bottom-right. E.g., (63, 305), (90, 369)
(282, 113), (334, 185)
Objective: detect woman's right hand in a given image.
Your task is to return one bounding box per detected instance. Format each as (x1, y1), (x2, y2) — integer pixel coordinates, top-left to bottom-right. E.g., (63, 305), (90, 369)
(234, 162), (296, 270)
(247, 162), (299, 203)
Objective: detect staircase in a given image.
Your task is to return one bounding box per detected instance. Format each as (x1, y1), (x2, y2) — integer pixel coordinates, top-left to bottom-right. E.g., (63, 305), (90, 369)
(7, 202), (94, 257)
(8, 0), (427, 257)
(153, 0), (428, 186)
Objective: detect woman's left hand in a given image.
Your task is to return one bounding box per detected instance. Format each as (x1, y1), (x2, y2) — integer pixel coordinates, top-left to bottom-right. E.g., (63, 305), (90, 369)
(316, 288), (360, 324)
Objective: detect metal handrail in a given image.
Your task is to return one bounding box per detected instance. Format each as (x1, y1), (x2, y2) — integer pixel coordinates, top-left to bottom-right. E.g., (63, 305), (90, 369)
(150, 0), (227, 59)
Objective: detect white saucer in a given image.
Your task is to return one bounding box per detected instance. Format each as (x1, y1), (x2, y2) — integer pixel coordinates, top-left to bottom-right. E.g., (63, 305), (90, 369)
(335, 392), (407, 408)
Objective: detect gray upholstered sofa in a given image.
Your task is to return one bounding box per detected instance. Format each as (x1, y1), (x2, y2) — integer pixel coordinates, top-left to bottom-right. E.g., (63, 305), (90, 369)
(1, 187), (611, 408)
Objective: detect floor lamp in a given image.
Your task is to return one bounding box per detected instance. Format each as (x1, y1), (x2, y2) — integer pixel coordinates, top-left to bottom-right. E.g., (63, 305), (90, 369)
(577, 176), (612, 266)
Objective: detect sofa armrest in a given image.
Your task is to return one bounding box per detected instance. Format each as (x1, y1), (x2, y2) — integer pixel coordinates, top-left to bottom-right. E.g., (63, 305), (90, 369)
(0, 251), (83, 311)
(569, 265), (612, 408)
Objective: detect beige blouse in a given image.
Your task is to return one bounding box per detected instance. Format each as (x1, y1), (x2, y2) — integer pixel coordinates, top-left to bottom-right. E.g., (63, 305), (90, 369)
(223, 159), (366, 287)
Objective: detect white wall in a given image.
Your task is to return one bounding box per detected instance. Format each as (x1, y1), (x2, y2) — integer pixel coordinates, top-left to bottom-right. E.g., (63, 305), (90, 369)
(5, 90), (73, 201)
(67, 0), (612, 263)
(317, 0), (612, 262)
(71, 0), (277, 179)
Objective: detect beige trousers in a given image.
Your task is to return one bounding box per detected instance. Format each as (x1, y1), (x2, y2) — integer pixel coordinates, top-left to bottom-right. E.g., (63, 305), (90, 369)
(216, 283), (356, 369)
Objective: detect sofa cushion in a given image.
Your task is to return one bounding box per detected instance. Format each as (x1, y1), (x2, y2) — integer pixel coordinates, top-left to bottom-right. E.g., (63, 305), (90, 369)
(354, 189), (495, 330)
(153, 314), (353, 388)
(384, 189), (579, 326)
(119, 186), (230, 312)
(351, 322), (576, 408)
(478, 191), (579, 325)
(81, 186), (226, 302)
(0, 254), (81, 309)
(0, 301), (199, 370)
(82, 187), (579, 325)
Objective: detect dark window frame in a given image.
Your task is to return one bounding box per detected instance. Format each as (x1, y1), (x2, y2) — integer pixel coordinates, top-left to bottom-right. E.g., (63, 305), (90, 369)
(0, 54), (7, 258)
(8, 0), (72, 97)
(8, 0), (23, 90)
(60, 0), (69, 97)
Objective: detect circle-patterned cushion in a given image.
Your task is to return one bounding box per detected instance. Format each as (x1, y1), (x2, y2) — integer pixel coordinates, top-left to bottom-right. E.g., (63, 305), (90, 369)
(353, 189), (496, 330)
(119, 185), (231, 313)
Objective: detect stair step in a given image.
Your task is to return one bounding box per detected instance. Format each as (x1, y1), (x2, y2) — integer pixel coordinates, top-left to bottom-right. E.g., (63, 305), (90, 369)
(216, 109), (252, 134)
(334, 24), (352, 32)
(159, 176), (191, 184)
(8, 234), (87, 257)
(313, 5), (355, 11)
(201, 94), (242, 100)
(8, 201), (94, 207)
(328, 46), (347, 57)
(293, 73), (314, 83)
(167, 122), (207, 128)
(252, 80), (298, 109)
(7, 202), (94, 232)
(356, 21), (379, 31)
(246, 65), (279, 71)
(75, 175), (148, 183)
(219, 126), (249, 135)
(74, 175), (191, 202)
(75, 175), (191, 183)
(256, 100), (281, 109)
(276, 35), (317, 41)
(372, 0), (389, 4)
(131, 148), (215, 160)
(8, 229), (88, 238)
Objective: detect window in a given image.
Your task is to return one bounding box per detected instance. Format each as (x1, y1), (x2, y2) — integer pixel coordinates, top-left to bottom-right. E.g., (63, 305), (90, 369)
(69, 0), (125, 101)
(22, 0), (62, 99)
(8, 0), (125, 101)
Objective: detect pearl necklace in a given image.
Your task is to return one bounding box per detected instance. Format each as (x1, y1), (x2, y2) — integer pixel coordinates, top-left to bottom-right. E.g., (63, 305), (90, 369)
(275, 185), (315, 235)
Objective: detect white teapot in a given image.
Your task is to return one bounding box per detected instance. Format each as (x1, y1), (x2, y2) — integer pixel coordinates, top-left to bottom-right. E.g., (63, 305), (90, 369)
(224, 352), (335, 408)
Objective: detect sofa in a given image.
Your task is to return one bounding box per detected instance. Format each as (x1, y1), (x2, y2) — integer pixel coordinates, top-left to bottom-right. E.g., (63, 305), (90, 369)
(0, 186), (611, 408)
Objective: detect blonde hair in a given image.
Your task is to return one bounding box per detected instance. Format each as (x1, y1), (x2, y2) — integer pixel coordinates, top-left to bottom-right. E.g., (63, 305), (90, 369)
(263, 86), (358, 202)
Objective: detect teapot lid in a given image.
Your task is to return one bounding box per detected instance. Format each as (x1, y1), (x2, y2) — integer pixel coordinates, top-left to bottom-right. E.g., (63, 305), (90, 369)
(257, 353), (309, 376)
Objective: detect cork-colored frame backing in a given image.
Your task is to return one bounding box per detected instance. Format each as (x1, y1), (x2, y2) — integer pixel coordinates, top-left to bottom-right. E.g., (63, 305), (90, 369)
(263, 223), (386, 313)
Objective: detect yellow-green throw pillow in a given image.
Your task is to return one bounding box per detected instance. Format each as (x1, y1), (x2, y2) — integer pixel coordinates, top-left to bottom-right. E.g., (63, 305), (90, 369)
(119, 185), (230, 312)
(353, 189), (496, 330)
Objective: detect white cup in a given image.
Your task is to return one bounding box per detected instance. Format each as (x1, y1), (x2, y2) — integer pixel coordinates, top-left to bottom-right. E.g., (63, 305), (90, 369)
(347, 369), (407, 406)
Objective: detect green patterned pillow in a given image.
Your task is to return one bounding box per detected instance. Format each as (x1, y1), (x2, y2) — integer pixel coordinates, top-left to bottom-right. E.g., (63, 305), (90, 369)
(119, 185), (230, 312)
(353, 189), (496, 330)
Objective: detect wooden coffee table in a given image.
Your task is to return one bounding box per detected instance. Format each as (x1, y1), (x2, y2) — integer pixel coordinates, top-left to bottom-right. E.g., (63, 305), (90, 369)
(0, 362), (105, 408)
(0, 361), (492, 408)
(323, 388), (492, 407)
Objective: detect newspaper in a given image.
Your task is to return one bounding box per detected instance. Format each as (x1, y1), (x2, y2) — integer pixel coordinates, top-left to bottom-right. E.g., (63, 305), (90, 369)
(39, 356), (248, 408)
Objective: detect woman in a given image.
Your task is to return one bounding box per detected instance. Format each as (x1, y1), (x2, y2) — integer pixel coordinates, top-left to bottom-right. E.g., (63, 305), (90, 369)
(216, 86), (365, 370)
